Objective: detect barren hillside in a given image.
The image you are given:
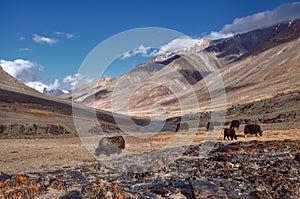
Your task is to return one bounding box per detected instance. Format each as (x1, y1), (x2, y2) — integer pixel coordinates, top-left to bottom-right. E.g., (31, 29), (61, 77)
(69, 20), (300, 118)
(0, 66), (125, 138)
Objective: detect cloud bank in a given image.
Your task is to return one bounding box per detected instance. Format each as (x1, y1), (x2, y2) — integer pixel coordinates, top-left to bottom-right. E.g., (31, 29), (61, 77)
(120, 37), (202, 59)
(0, 59), (39, 82)
(209, 2), (300, 39)
(1, 59), (93, 93)
(63, 73), (94, 88)
(24, 74), (93, 93)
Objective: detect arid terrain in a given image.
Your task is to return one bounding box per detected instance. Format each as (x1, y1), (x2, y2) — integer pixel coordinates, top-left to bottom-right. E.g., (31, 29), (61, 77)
(1, 20), (300, 198)
(1, 124), (300, 174)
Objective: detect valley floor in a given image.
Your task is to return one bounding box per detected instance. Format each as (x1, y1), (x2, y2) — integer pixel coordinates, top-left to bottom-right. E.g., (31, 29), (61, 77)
(0, 122), (299, 198)
(1, 122), (299, 173)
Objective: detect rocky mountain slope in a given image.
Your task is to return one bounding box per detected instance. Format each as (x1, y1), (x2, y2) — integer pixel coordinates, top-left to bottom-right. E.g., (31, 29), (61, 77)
(163, 19), (300, 113)
(69, 19), (300, 117)
(0, 67), (124, 138)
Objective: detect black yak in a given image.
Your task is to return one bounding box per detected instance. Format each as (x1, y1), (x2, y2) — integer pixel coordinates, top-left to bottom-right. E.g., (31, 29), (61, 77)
(230, 120), (240, 129)
(244, 124), (263, 137)
(95, 136), (125, 156)
(224, 128), (237, 140)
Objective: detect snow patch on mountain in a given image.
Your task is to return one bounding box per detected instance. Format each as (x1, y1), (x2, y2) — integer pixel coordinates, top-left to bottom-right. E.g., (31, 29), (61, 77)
(25, 81), (49, 93)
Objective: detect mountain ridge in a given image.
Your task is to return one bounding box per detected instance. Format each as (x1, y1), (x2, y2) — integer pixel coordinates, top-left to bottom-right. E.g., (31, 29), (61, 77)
(68, 19), (300, 115)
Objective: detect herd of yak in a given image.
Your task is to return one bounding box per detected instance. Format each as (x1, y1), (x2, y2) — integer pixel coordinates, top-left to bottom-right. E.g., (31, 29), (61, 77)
(94, 119), (263, 157)
(205, 120), (263, 141)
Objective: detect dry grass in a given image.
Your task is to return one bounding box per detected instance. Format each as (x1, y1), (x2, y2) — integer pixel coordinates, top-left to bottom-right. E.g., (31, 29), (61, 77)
(16, 109), (72, 118)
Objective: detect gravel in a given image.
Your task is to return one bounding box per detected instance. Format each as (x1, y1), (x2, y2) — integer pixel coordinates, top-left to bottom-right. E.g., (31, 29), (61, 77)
(1, 139), (299, 198)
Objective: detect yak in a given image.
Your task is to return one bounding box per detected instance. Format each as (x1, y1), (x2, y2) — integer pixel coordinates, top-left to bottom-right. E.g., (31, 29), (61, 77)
(224, 128), (237, 140)
(95, 135), (125, 156)
(244, 124), (263, 137)
(230, 120), (240, 129)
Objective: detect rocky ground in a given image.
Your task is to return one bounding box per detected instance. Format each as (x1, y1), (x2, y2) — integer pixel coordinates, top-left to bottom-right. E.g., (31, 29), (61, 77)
(1, 88), (299, 198)
(1, 138), (300, 198)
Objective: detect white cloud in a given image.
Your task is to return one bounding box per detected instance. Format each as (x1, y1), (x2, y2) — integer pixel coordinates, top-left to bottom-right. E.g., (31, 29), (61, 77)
(209, 2), (300, 39)
(63, 73), (94, 88)
(19, 48), (31, 52)
(208, 32), (234, 40)
(26, 75), (87, 93)
(19, 37), (26, 41)
(28, 74), (93, 93)
(119, 37), (203, 59)
(47, 79), (60, 90)
(0, 59), (38, 82)
(54, 31), (75, 39)
(120, 45), (151, 59)
(151, 36), (202, 57)
(32, 34), (58, 45)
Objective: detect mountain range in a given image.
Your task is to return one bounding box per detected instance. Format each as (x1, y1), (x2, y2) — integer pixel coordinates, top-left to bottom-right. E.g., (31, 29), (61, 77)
(1, 19), (300, 138)
(67, 19), (300, 117)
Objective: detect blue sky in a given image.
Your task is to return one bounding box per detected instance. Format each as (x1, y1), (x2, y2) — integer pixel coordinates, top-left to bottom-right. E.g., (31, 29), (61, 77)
(0, 0), (299, 92)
